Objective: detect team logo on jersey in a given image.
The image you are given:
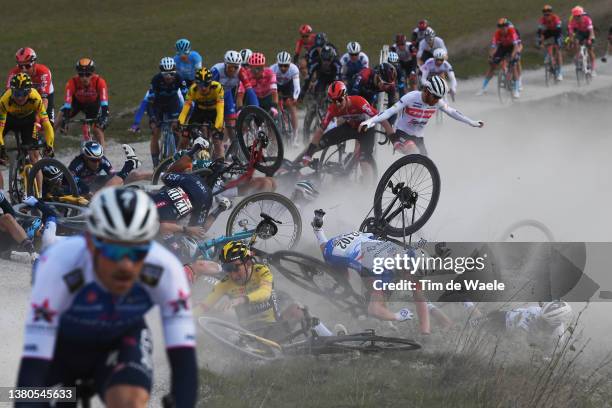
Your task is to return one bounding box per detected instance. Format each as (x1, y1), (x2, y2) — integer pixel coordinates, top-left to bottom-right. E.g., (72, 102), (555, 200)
(169, 290), (190, 314)
(167, 187), (193, 216)
(140, 264), (164, 287)
(31, 299), (57, 323)
(63, 268), (84, 293)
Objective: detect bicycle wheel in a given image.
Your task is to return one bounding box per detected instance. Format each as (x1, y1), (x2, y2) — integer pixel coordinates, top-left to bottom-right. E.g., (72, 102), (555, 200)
(160, 123), (176, 160)
(151, 156), (175, 184)
(14, 202), (88, 230)
(26, 158), (79, 199)
(313, 333), (421, 354)
(236, 106), (284, 176)
(197, 317), (282, 361)
(373, 154), (441, 237)
(302, 104), (318, 145)
(226, 192), (302, 251)
(281, 108), (293, 145)
(544, 60), (551, 87)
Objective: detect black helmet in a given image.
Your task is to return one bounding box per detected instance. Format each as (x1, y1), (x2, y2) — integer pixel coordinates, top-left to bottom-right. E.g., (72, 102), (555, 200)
(320, 45), (336, 62)
(314, 32), (328, 47)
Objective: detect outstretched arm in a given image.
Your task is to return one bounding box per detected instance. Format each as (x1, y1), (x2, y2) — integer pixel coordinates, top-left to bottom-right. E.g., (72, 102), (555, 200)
(438, 102), (483, 127)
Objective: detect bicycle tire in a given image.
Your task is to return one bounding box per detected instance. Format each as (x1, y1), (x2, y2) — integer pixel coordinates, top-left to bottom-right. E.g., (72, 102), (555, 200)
(236, 106), (284, 177)
(152, 156), (175, 184)
(14, 202), (88, 231)
(197, 317), (282, 361)
(313, 334), (421, 354)
(373, 154), (441, 237)
(282, 108), (294, 145)
(225, 192), (302, 251)
(160, 123), (177, 160)
(302, 105), (319, 145)
(26, 158), (79, 199)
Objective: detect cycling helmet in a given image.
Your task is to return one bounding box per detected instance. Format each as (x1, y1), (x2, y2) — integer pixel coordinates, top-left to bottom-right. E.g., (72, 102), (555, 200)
(24, 217), (43, 240)
(571, 6), (584, 16)
(87, 187), (159, 242)
(10, 73), (32, 91)
(347, 41), (361, 54)
(219, 240), (251, 263)
(175, 38), (191, 54)
(76, 58), (95, 73)
(16, 47), (37, 65)
(299, 24), (313, 35)
(375, 63), (397, 83)
(541, 301), (573, 325)
(195, 67), (213, 86)
(179, 236), (199, 260)
(224, 50), (242, 65)
(497, 17), (510, 27)
(159, 56), (176, 72)
(248, 52), (266, 67)
(387, 51), (400, 64)
(327, 81), (347, 101)
(418, 19), (429, 30)
(542, 4), (553, 12)
(276, 51), (292, 65)
(320, 45), (336, 62)
(424, 28), (436, 40)
(82, 141), (104, 160)
(425, 75), (447, 98)
(240, 49), (253, 65)
(42, 165), (63, 182)
(294, 180), (319, 202)
(433, 48), (447, 60)
(314, 32), (328, 47)
(395, 34), (407, 45)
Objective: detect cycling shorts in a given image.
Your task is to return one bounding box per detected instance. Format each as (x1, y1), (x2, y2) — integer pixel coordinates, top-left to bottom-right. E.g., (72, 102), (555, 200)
(392, 130), (428, 156)
(4, 112), (40, 147)
(278, 82), (295, 100)
(223, 88), (238, 120)
(45, 320), (153, 399)
(68, 99), (100, 120)
(187, 106), (219, 132)
(148, 99), (181, 125)
(318, 123), (375, 159)
(492, 45), (515, 64)
(46, 92), (55, 123)
(575, 30), (593, 45)
(542, 29), (563, 46)
(257, 94), (275, 112)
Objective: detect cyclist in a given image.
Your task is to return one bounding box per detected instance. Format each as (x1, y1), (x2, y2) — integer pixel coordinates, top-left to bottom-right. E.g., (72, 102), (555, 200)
(174, 38), (203, 86)
(390, 34), (418, 93)
(340, 41), (370, 82)
(16, 187), (197, 407)
(6, 48), (55, 125)
(417, 28), (447, 66)
(56, 58), (109, 145)
(306, 33), (339, 73)
(199, 240), (339, 340)
(412, 19), (431, 45)
(240, 48), (253, 68)
(537, 4), (564, 81)
(301, 45), (342, 101)
(0, 189), (37, 257)
(0, 73), (55, 190)
(387, 51), (408, 96)
(349, 63), (398, 109)
(271, 51), (301, 145)
(294, 24), (316, 70)
(568, 6), (596, 75)
(476, 18), (521, 98)
(419, 49), (457, 98)
(178, 67), (224, 158)
(147, 57), (188, 167)
(360, 76), (483, 156)
(238, 53), (278, 113)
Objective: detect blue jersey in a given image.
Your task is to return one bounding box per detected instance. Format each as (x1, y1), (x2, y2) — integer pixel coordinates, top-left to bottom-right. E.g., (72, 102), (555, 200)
(148, 72), (187, 107)
(152, 172), (213, 226)
(174, 51), (203, 82)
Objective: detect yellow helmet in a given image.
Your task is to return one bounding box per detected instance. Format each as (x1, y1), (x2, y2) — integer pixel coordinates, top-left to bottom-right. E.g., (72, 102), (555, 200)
(10, 72), (32, 90)
(195, 67), (212, 86)
(219, 241), (251, 263)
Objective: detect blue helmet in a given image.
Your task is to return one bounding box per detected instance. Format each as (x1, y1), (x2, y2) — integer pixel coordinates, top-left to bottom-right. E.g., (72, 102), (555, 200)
(175, 38), (191, 54)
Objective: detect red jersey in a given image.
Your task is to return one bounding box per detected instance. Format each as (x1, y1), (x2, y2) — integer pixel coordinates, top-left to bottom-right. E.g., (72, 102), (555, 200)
(539, 14), (562, 31)
(491, 27), (520, 47)
(6, 64), (54, 97)
(64, 74), (108, 106)
(295, 33), (316, 56)
(320, 95), (377, 130)
(568, 15), (593, 35)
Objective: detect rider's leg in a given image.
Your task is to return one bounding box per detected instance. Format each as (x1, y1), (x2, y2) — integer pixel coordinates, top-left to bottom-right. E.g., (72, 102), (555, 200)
(281, 303), (333, 336)
(93, 126), (106, 147)
(212, 138), (224, 160)
(287, 99), (299, 141)
(28, 149), (43, 194)
(426, 302), (454, 330)
(0, 214), (27, 244)
(367, 290), (402, 321)
(236, 177), (276, 195)
(413, 284), (431, 334)
(589, 44), (597, 70)
(150, 122), (161, 168)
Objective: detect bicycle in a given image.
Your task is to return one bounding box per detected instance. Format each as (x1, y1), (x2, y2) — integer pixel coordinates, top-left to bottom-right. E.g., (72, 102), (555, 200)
(26, 157), (79, 199)
(302, 85), (328, 145)
(317, 137), (378, 185)
(62, 117), (99, 144)
(276, 98), (294, 146)
(158, 116), (179, 161)
(497, 56), (515, 104)
(574, 43), (592, 86)
(542, 38), (560, 87)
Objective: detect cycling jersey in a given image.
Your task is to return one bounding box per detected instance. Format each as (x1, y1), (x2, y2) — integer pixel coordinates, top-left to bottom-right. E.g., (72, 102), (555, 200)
(0, 88), (53, 147)
(178, 81), (224, 129)
(295, 33), (316, 57)
(174, 51), (203, 82)
(419, 59), (457, 92)
(505, 306), (565, 339)
(320, 95), (377, 130)
(340, 52), (370, 81)
(63, 74), (109, 109)
(69, 154), (113, 179)
(210, 62), (251, 91)
(568, 15), (594, 36)
(6, 64), (54, 97)
(240, 67), (277, 99)
(152, 172), (213, 226)
(412, 28), (428, 44)
(323, 232), (378, 271)
(203, 264), (278, 329)
(491, 27), (520, 47)
(539, 14), (562, 31)
(303, 57), (342, 95)
(349, 67), (396, 106)
(417, 37), (447, 61)
(148, 72), (187, 107)
(391, 42), (417, 63)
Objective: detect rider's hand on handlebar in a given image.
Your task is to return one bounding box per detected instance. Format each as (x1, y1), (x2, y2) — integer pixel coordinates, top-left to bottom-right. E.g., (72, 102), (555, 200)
(475, 120), (484, 128)
(44, 145), (54, 157)
(359, 120), (373, 133)
(192, 136), (209, 152)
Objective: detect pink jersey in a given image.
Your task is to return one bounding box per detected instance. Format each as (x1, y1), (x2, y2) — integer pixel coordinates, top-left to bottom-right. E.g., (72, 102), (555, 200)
(239, 68), (277, 98)
(569, 15), (593, 35)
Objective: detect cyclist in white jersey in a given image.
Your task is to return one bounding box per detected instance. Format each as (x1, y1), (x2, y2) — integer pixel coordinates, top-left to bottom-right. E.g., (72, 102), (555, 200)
(419, 49), (457, 97)
(16, 187), (197, 408)
(417, 28), (448, 66)
(340, 41), (370, 82)
(360, 75), (483, 156)
(270, 51), (301, 145)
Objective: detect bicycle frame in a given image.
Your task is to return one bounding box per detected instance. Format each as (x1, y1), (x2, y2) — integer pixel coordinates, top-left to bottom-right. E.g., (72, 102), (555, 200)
(196, 229), (256, 260)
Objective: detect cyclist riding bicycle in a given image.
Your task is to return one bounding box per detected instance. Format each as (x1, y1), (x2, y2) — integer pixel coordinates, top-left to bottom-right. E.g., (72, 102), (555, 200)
(419, 49), (457, 98)
(305, 33), (339, 74)
(0, 73), (55, 190)
(412, 19), (431, 46)
(238, 53), (278, 115)
(271, 51), (301, 145)
(178, 67), (224, 158)
(340, 41), (370, 82)
(199, 240), (340, 340)
(476, 18), (521, 98)
(147, 57), (188, 167)
(16, 187), (198, 408)
(537, 4), (564, 81)
(349, 63), (398, 108)
(56, 58), (109, 145)
(294, 24), (316, 67)
(240, 49), (253, 68)
(387, 52), (408, 96)
(300, 45), (342, 101)
(6, 47), (55, 125)
(390, 34), (418, 93)
(417, 28), (447, 66)
(568, 6), (597, 74)
(360, 76), (483, 156)
(174, 38), (203, 86)
(0, 189), (37, 256)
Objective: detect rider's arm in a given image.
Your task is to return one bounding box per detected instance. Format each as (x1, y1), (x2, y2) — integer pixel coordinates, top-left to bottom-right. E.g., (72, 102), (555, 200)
(178, 89), (194, 126)
(0, 101), (7, 145)
(37, 100), (54, 148)
(292, 72), (301, 100)
(362, 53), (370, 68)
(361, 97), (405, 126)
(245, 267), (273, 303)
(97, 76), (109, 108)
(438, 101), (481, 126)
(62, 78), (75, 110)
(192, 51), (203, 70)
(214, 87), (224, 130)
(419, 63), (430, 87)
(447, 67), (458, 93)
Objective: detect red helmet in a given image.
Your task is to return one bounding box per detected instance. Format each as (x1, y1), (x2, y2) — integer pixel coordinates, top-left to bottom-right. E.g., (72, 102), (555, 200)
(571, 6), (584, 16)
(299, 24), (313, 35)
(395, 33), (407, 45)
(327, 81), (347, 101)
(418, 19), (429, 30)
(16, 47), (37, 65)
(248, 52), (266, 66)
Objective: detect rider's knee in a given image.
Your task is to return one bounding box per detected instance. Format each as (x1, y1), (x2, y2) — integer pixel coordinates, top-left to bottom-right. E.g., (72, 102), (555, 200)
(105, 385), (149, 408)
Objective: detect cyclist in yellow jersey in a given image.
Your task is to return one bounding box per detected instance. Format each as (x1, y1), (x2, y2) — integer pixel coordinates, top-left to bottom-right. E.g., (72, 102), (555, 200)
(0, 73), (54, 189)
(178, 67), (224, 158)
(200, 241), (340, 340)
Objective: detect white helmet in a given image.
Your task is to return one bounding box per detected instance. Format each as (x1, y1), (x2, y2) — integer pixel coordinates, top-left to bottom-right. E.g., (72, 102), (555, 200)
(87, 187), (159, 242)
(425, 75), (447, 98)
(240, 49), (253, 65)
(224, 50), (242, 65)
(347, 41), (361, 54)
(294, 180), (319, 202)
(276, 51), (292, 65)
(159, 56), (176, 72)
(433, 48), (447, 60)
(387, 51), (399, 64)
(424, 27), (436, 40)
(541, 301), (573, 325)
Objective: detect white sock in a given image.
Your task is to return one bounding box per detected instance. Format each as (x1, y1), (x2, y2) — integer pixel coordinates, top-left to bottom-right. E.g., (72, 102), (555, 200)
(313, 322), (333, 337)
(313, 228), (328, 246)
(42, 221), (57, 250)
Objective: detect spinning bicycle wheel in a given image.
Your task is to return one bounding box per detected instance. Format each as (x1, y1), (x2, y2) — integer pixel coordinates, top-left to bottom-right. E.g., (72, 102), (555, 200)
(313, 331), (421, 354)
(236, 106), (283, 176)
(26, 158), (79, 199)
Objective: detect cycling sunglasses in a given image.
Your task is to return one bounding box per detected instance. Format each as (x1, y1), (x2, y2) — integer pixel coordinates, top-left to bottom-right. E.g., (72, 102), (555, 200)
(19, 63), (33, 69)
(161, 71), (176, 76)
(78, 72), (93, 77)
(12, 88), (30, 97)
(349, 53), (359, 57)
(279, 64), (290, 69)
(92, 236), (151, 262)
(222, 262), (243, 273)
